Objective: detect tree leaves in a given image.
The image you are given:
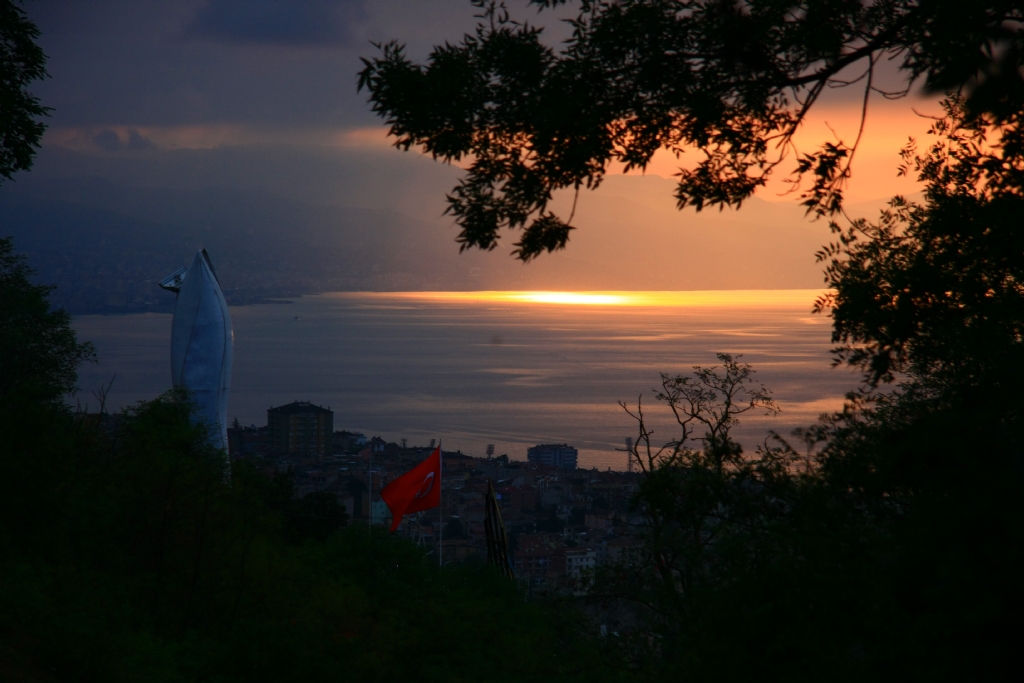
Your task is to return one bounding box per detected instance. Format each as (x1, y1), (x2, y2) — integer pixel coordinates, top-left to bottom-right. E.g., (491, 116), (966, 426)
(822, 97), (1024, 389)
(0, 237), (96, 408)
(0, 0), (50, 182)
(358, 1), (1024, 260)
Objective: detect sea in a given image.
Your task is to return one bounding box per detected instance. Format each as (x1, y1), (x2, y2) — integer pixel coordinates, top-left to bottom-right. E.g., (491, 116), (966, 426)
(71, 290), (859, 471)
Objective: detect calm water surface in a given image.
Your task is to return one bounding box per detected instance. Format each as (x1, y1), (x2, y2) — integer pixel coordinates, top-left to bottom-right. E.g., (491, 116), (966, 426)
(72, 291), (857, 470)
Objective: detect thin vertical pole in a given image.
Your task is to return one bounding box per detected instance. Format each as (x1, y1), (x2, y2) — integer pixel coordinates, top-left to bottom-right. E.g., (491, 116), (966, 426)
(438, 439), (443, 567)
(368, 447), (372, 532)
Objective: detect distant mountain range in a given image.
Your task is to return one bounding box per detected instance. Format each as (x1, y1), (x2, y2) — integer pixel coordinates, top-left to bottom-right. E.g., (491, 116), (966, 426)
(1, 179), (487, 313)
(2, 153), (900, 314)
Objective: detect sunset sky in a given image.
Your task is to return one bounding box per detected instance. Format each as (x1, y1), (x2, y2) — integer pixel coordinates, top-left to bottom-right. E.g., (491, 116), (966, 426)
(24, 0), (942, 288)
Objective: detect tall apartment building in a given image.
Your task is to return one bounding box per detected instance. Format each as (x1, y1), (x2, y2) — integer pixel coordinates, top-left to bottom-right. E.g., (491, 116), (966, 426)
(267, 401), (333, 459)
(526, 443), (578, 470)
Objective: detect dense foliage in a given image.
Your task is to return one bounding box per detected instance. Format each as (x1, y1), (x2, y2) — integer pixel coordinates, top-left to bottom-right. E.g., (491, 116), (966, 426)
(0, 237), (95, 409)
(0, 0), (50, 183)
(597, 102), (1024, 681)
(820, 96), (1024, 391)
(359, 0), (1024, 259)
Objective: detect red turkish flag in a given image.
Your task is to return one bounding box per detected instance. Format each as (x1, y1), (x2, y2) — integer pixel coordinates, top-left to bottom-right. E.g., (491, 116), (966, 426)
(380, 445), (441, 532)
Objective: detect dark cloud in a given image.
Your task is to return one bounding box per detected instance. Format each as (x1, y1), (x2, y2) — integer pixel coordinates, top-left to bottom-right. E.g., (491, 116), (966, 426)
(91, 129), (157, 153)
(185, 0), (366, 46)
(92, 129), (122, 152)
(126, 130), (156, 151)
(25, 1), (485, 128)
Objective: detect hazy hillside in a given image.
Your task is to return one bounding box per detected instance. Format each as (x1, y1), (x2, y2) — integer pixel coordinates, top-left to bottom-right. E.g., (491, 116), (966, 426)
(1, 149), (902, 313)
(1, 185), (481, 312)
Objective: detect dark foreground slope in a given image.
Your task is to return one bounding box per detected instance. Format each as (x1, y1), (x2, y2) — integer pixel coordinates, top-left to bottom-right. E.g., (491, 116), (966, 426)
(0, 236), (623, 683)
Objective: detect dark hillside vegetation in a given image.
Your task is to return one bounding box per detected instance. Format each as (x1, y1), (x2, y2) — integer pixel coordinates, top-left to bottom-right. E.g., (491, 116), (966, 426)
(589, 100), (1024, 681)
(0, 236), (623, 683)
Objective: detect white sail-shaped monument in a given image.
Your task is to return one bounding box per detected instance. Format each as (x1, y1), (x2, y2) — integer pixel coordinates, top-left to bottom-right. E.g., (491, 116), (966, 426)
(159, 250), (233, 452)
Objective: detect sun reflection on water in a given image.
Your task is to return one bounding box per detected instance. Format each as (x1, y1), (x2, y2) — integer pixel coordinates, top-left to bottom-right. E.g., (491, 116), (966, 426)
(510, 292), (628, 305)
(369, 290), (829, 307)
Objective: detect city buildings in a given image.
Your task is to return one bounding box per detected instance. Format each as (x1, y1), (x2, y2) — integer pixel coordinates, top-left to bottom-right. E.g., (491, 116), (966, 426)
(228, 420), (638, 593)
(526, 443), (578, 470)
(333, 430), (367, 455)
(267, 401), (333, 459)
(564, 548), (598, 577)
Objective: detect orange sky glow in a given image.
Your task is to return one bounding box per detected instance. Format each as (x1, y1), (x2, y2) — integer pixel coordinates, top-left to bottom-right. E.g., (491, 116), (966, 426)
(45, 91), (942, 208)
(616, 96), (943, 204)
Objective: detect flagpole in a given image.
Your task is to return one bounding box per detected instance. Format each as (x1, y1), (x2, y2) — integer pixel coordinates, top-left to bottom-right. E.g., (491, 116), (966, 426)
(438, 438), (443, 568)
(368, 446), (372, 533)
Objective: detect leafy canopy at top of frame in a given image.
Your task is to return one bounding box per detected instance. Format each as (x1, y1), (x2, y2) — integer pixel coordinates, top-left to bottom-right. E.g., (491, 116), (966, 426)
(359, 0), (1024, 260)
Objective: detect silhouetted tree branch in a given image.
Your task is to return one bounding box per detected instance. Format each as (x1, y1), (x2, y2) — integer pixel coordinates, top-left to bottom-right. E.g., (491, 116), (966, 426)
(359, 0), (1024, 259)
(0, 0), (50, 183)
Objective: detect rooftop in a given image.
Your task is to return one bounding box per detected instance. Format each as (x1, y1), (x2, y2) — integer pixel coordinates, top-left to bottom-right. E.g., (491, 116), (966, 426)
(268, 401), (333, 415)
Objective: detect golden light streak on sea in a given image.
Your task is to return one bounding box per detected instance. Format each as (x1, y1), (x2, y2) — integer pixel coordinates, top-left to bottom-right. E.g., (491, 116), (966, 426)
(366, 290), (831, 308)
